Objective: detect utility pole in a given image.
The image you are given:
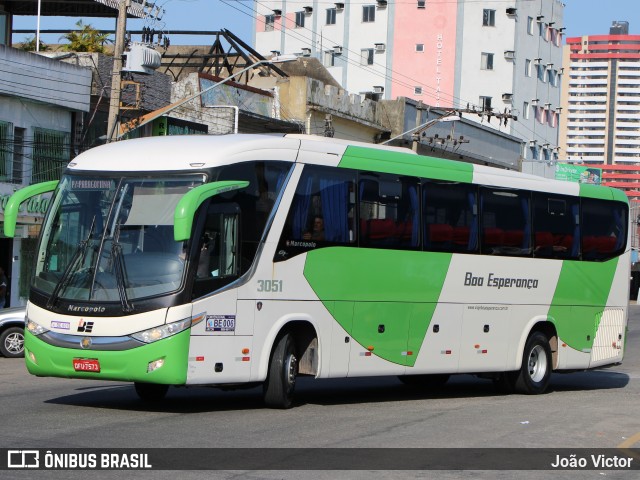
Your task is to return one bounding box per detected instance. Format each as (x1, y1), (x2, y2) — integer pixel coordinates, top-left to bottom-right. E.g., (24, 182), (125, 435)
(106, 0), (130, 143)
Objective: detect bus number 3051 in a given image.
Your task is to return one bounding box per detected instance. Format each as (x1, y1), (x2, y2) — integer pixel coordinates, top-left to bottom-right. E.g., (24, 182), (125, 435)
(257, 280), (284, 292)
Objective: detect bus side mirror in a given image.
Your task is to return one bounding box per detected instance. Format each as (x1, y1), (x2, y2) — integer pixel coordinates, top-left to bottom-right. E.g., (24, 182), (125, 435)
(2, 181), (58, 237)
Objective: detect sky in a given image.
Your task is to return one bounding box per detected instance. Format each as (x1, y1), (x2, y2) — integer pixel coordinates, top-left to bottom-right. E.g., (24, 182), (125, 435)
(10, 0), (640, 48)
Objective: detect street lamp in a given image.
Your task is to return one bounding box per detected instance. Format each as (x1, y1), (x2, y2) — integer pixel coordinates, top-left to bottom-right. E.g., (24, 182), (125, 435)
(117, 55), (297, 139)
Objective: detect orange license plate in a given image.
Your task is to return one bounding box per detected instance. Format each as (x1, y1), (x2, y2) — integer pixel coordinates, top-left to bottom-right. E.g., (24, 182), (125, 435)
(73, 358), (100, 372)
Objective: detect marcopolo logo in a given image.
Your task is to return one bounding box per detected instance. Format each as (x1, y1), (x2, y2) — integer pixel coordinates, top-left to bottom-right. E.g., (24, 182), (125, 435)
(68, 305), (106, 314)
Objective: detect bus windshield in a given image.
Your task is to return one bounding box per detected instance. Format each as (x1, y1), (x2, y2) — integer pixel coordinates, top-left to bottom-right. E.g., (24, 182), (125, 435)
(34, 174), (205, 304)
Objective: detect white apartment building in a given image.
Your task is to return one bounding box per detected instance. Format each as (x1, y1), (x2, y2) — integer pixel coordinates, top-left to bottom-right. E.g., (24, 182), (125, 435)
(253, 0), (564, 161)
(560, 21), (640, 202)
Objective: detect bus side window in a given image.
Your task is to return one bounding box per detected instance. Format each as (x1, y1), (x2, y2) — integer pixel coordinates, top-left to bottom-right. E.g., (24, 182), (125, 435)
(581, 198), (627, 261)
(359, 173), (419, 250)
(276, 165), (356, 261)
(532, 193), (580, 260)
(423, 181), (478, 253)
(479, 187), (531, 257)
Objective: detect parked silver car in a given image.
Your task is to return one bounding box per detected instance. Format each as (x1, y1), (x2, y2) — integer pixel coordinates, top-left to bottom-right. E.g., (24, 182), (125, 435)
(0, 307), (26, 358)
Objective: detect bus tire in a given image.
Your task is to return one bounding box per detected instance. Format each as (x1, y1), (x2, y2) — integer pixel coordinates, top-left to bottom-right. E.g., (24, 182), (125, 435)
(134, 382), (169, 402)
(514, 331), (552, 395)
(263, 332), (298, 409)
(398, 374), (450, 389)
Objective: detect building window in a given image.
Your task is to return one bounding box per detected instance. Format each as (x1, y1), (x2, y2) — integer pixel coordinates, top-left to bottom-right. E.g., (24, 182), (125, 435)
(527, 16), (534, 35)
(483, 9), (495, 27)
(0, 120), (12, 182)
(295, 11), (305, 28)
(265, 14), (275, 32)
(416, 43), (424, 52)
(415, 86), (423, 95)
(523, 101), (530, 119)
(12, 127), (24, 184)
(326, 8), (337, 25)
(32, 127), (70, 183)
(480, 96), (492, 111)
(525, 59), (532, 77)
(363, 5), (375, 23)
(481, 52), (494, 70)
(417, 0), (426, 8)
(361, 48), (374, 65)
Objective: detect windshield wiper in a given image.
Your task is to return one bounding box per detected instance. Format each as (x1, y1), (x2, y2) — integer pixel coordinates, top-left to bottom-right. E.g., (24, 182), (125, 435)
(111, 224), (134, 313)
(46, 216), (96, 309)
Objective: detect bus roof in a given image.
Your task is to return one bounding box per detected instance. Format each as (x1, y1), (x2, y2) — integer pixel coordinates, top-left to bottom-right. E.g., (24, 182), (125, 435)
(67, 134), (627, 203)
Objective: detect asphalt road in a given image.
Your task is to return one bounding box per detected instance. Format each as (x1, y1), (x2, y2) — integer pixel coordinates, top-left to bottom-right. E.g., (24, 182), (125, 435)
(1, 306), (640, 480)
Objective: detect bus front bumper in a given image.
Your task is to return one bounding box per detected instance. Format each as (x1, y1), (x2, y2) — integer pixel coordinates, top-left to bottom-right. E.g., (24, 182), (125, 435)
(24, 329), (190, 385)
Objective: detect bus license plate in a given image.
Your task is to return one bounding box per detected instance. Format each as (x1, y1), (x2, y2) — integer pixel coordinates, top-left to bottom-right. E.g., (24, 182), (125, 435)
(73, 358), (101, 372)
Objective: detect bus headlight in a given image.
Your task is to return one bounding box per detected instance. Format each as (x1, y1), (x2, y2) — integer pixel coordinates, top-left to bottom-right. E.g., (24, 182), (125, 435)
(26, 319), (49, 336)
(131, 318), (192, 344)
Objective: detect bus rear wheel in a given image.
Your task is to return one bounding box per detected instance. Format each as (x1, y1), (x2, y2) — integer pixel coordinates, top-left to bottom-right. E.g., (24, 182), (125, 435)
(263, 332), (298, 409)
(511, 331), (552, 395)
(134, 382), (169, 402)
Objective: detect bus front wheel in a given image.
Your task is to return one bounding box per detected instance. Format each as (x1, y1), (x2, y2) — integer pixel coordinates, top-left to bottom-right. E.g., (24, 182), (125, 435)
(134, 382), (169, 402)
(263, 332), (298, 409)
(512, 331), (552, 395)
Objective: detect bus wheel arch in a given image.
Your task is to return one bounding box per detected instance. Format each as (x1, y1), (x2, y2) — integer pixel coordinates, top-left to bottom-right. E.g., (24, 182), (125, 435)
(499, 321), (557, 395)
(263, 320), (318, 409)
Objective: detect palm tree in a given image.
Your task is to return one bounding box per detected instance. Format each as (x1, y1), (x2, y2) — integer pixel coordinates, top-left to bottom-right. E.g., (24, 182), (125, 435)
(60, 21), (112, 53)
(18, 36), (50, 52)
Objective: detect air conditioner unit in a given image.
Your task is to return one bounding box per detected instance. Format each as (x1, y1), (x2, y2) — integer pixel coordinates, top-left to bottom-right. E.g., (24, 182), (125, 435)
(301, 47), (311, 56)
(531, 98), (539, 104)
(373, 85), (384, 94)
(335, 2), (344, 10)
(504, 50), (516, 59)
(333, 45), (343, 54)
(536, 15), (544, 22)
(506, 7), (517, 15)
(546, 63), (554, 68)
(377, 0), (388, 7)
(303, 6), (313, 14)
(533, 58), (542, 65)
(529, 140), (537, 147)
(502, 93), (513, 102)
(374, 43), (386, 52)
(272, 9), (282, 16)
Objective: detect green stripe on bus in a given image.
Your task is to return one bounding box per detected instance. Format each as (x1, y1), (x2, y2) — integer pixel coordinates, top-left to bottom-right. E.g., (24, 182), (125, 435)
(24, 329), (190, 384)
(548, 258), (619, 351)
(303, 247), (452, 366)
(579, 183), (613, 201)
(339, 146), (474, 183)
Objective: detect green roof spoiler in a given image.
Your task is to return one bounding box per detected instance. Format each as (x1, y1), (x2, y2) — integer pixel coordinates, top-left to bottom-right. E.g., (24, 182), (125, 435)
(3, 180), (58, 238)
(174, 180), (249, 241)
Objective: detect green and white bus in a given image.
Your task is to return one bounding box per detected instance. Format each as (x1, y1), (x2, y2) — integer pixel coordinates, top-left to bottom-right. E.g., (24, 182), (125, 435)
(4, 134), (629, 408)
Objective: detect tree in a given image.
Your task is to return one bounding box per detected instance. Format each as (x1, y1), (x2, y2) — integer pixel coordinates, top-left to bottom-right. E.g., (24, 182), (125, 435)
(18, 36), (50, 52)
(60, 21), (112, 53)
